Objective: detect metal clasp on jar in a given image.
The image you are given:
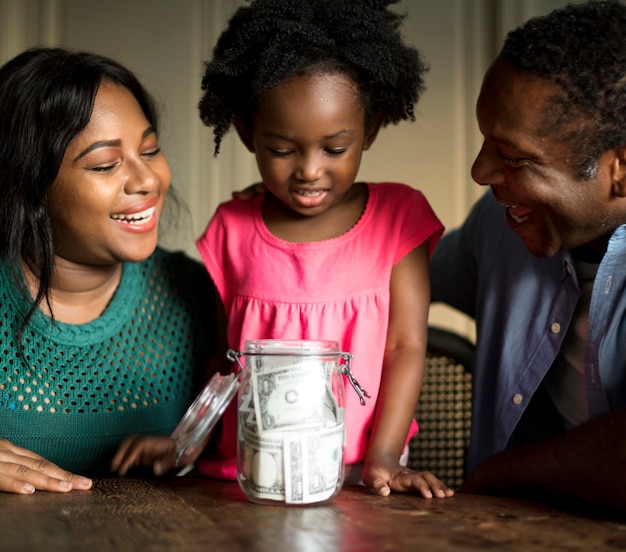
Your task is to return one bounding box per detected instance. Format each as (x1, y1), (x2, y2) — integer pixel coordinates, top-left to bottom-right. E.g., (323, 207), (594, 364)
(340, 352), (370, 405)
(226, 349), (245, 374)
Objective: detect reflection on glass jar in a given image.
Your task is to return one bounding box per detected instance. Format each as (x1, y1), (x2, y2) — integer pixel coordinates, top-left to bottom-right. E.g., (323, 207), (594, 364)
(231, 339), (350, 505)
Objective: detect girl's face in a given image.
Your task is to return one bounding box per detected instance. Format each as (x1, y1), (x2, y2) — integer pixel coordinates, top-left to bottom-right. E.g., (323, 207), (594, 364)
(240, 72), (379, 217)
(47, 81), (171, 265)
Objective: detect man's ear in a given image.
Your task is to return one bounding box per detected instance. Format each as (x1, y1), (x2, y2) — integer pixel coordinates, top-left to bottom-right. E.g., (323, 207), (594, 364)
(235, 119), (255, 153)
(362, 114), (384, 151)
(610, 145), (626, 198)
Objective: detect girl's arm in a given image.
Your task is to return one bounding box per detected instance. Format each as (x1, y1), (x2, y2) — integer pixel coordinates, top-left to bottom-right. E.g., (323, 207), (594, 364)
(362, 243), (453, 498)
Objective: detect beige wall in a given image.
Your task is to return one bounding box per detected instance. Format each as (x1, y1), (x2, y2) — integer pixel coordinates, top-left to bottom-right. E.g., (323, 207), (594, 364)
(0, 0), (585, 338)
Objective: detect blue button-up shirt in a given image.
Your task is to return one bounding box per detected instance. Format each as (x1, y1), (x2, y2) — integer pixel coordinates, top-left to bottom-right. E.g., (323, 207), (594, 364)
(430, 191), (626, 475)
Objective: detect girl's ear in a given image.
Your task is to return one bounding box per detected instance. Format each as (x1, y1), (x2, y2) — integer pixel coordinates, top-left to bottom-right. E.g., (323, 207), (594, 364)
(362, 114), (384, 151)
(235, 119), (255, 152)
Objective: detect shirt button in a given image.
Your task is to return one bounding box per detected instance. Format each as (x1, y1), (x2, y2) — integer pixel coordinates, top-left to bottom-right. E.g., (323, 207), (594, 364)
(513, 394), (523, 405)
(550, 322), (561, 334)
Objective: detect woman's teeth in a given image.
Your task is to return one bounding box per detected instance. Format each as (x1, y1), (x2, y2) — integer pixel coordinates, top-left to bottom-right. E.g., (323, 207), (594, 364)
(111, 206), (156, 224)
(297, 189), (324, 197)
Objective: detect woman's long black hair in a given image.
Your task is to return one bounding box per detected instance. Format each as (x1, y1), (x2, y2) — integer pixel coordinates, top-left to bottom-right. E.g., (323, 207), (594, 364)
(0, 47), (159, 328)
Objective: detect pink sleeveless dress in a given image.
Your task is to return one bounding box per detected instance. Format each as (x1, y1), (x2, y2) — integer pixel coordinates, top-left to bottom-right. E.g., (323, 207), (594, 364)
(196, 182), (443, 480)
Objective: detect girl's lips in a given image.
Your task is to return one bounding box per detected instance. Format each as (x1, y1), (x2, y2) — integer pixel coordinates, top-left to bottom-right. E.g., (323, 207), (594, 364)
(291, 187), (329, 208)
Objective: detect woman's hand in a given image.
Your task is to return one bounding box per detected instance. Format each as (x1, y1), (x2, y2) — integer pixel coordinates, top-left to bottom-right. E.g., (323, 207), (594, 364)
(111, 434), (204, 477)
(0, 438), (93, 494)
(111, 435), (180, 477)
(362, 452), (454, 498)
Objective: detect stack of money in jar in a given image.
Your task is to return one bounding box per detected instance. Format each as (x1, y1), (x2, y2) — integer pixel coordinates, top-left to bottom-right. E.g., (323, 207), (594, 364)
(238, 354), (345, 504)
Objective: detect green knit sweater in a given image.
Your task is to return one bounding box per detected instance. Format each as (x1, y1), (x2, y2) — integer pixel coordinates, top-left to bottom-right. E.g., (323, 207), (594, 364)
(0, 248), (215, 475)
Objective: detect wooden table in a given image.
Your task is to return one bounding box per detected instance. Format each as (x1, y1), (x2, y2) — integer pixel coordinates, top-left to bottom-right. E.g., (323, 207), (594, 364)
(2, 475), (625, 551)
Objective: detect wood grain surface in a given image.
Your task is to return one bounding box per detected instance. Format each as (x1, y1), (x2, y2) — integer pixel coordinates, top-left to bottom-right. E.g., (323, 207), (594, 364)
(1, 476), (625, 551)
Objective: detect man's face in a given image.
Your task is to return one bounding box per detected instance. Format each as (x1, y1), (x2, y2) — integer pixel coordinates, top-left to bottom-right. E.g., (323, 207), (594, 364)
(471, 56), (623, 257)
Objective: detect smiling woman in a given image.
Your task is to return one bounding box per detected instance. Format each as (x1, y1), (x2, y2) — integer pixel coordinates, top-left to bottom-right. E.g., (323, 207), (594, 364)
(47, 82), (171, 278)
(0, 47), (216, 494)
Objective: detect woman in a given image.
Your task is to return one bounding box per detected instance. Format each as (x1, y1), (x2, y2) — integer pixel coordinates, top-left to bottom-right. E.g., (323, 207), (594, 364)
(0, 47), (215, 494)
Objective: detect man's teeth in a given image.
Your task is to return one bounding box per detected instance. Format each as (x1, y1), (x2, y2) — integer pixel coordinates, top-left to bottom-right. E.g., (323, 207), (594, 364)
(507, 205), (529, 224)
(111, 206), (156, 224)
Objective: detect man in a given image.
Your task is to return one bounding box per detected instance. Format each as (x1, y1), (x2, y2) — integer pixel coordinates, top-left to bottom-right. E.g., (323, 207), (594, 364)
(431, 0), (626, 517)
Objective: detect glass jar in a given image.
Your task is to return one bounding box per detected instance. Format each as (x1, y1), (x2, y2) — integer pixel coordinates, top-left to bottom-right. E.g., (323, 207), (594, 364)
(172, 339), (368, 506)
(231, 339), (352, 505)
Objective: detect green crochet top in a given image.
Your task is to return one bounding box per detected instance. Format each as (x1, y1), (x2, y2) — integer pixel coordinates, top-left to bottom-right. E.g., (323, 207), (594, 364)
(0, 248), (215, 475)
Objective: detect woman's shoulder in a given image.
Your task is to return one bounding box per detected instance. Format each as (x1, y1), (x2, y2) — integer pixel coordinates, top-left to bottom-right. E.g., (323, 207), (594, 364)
(150, 246), (202, 266)
(141, 247), (216, 324)
(148, 247), (213, 285)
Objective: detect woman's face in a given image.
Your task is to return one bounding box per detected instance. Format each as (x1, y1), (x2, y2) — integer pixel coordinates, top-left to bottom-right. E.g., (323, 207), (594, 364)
(47, 81), (171, 266)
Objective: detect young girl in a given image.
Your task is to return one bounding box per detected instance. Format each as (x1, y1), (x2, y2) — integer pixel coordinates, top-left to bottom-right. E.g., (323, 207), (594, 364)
(116, 0), (452, 498)
(194, 0), (452, 499)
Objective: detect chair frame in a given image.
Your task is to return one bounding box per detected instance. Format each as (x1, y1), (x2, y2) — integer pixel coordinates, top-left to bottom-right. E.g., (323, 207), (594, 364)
(408, 326), (474, 488)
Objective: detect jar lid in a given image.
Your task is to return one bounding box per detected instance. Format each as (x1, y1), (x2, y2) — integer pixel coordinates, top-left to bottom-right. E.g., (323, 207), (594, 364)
(171, 371), (239, 462)
(243, 339), (341, 356)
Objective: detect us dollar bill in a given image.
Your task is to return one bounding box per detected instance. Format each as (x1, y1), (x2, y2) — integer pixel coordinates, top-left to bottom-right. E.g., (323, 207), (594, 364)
(283, 423), (345, 504)
(252, 361), (333, 434)
(241, 426), (285, 501)
(238, 386), (258, 432)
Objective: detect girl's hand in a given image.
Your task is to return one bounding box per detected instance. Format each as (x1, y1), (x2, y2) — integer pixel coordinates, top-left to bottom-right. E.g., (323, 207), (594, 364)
(0, 438), (93, 494)
(111, 435), (183, 477)
(362, 454), (454, 498)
